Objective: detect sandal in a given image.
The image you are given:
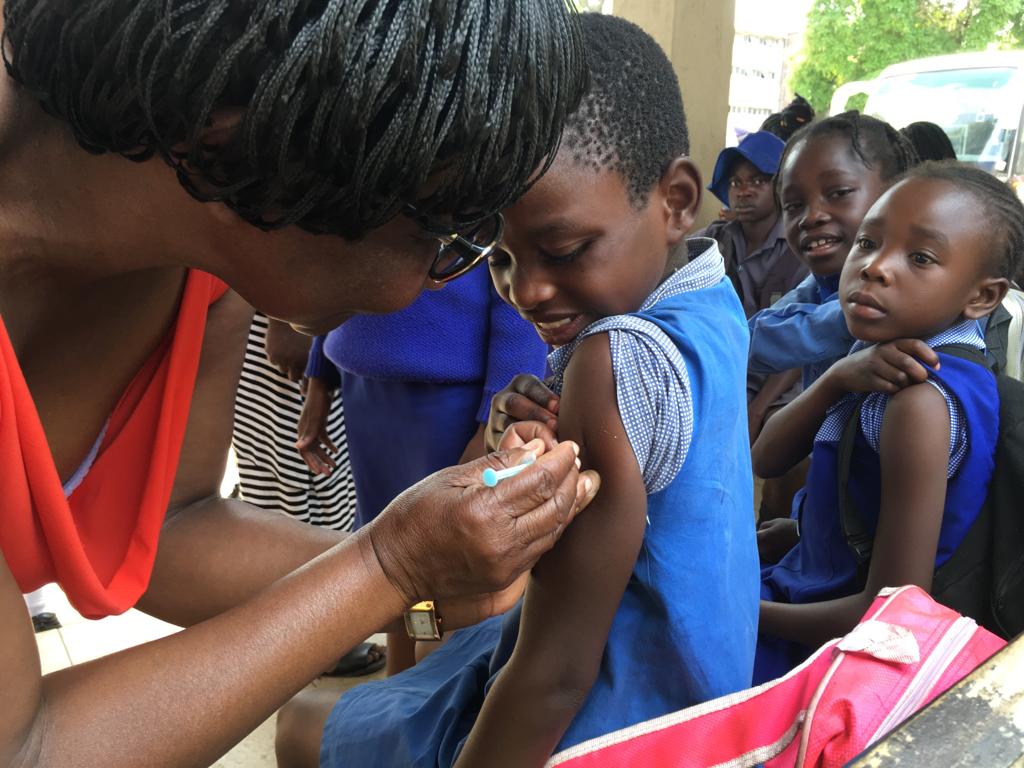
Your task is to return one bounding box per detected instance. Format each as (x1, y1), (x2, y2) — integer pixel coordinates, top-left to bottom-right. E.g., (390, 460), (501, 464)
(32, 612), (62, 633)
(324, 642), (386, 677)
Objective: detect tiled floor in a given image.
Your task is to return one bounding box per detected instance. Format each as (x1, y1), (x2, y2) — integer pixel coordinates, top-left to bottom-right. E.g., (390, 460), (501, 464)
(33, 583), (385, 768)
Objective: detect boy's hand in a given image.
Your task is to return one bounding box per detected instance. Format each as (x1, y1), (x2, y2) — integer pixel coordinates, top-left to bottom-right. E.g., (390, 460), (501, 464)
(827, 339), (939, 396)
(486, 375), (560, 451)
(296, 377), (337, 476)
(757, 518), (799, 564)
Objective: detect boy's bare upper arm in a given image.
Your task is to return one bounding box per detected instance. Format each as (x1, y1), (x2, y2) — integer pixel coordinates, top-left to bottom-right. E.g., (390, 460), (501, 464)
(866, 382), (951, 596)
(512, 332), (648, 681)
(457, 333), (651, 765)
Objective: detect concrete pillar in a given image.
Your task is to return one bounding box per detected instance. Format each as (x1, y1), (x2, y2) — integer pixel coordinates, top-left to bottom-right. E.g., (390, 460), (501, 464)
(614, 0), (736, 228)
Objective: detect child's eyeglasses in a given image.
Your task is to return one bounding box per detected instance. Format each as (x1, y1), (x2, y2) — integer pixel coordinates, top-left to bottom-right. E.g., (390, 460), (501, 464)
(728, 176), (772, 191)
(404, 204), (505, 283)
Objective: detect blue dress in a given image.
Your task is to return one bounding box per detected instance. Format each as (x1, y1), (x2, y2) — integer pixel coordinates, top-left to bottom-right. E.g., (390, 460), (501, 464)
(304, 269), (549, 529)
(320, 242), (760, 766)
(756, 337), (999, 683)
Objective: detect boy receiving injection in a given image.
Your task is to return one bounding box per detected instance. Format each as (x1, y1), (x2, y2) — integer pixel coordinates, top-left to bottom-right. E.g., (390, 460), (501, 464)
(314, 14), (759, 768)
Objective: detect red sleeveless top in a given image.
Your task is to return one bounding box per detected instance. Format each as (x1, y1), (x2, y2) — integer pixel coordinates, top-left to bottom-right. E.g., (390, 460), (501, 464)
(0, 270), (228, 618)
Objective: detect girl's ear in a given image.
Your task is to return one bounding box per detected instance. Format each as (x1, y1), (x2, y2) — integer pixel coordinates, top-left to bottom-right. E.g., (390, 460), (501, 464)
(963, 276), (1009, 320)
(659, 157), (702, 246)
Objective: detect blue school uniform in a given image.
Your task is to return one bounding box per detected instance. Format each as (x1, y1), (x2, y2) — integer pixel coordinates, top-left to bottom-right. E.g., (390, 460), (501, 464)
(756, 320), (999, 683)
(748, 273), (854, 387)
(319, 240), (760, 767)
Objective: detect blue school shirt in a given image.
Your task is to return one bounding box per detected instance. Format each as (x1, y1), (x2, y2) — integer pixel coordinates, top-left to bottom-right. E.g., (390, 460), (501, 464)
(757, 320), (998, 681)
(748, 273), (854, 387)
(316, 240), (760, 767)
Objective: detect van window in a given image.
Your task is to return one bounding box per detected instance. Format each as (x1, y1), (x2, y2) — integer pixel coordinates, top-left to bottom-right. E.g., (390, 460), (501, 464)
(866, 67), (1019, 170)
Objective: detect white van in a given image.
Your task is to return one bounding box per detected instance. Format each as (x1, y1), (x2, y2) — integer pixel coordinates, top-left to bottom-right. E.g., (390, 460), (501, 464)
(830, 51), (1024, 197)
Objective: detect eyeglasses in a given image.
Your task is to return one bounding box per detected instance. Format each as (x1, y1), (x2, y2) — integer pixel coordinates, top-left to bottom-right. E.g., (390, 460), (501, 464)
(728, 175), (772, 191)
(405, 204), (505, 283)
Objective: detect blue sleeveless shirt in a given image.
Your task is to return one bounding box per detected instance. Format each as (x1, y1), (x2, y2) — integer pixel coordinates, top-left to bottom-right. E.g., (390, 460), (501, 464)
(485, 251), (760, 754)
(757, 337), (999, 681)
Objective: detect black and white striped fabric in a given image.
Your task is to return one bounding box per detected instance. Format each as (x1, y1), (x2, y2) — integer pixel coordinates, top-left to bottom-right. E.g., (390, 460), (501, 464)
(232, 313), (356, 531)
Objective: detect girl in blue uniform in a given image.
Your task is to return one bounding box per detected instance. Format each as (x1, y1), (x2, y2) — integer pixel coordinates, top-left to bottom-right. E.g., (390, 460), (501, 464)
(754, 162), (1024, 683)
(307, 15), (760, 768)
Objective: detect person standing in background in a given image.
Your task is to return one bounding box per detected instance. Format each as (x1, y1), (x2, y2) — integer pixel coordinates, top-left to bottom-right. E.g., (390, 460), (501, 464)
(233, 314), (356, 532)
(299, 270), (550, 675)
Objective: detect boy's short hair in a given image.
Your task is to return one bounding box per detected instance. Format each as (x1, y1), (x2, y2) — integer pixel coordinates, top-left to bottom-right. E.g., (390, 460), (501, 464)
(2, 0), (587, 239)
(562, 13), (687, 208)
(906, 162), (1024, 282)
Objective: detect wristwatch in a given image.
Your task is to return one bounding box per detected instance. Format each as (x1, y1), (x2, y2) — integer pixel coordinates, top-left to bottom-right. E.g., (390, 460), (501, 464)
(404, 600), (444, 641)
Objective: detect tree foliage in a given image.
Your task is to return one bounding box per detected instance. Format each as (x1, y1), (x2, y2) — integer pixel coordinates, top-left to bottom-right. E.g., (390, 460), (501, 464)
(791, 0), (1024, 114)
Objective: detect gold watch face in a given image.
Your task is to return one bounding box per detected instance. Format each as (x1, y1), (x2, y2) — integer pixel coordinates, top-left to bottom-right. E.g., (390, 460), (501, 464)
(405, 601), (441, 640)
(408, 612), (434, 633)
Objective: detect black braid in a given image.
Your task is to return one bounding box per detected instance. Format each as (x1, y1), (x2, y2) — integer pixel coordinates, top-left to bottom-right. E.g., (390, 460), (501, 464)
(900, 121), (958, 163)
(905, 162), (1024, 283)
(3, 0), (588, 239)
(761, 94), (815, 143)
(776, 111), (919, 200)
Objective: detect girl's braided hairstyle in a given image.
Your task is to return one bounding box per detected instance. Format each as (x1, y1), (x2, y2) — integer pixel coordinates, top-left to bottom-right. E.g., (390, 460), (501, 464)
(905, 162), (1024, 283)
(2, 0), (588, 239)
(899, 121), (958, 163)
(776, 111), (919, 200)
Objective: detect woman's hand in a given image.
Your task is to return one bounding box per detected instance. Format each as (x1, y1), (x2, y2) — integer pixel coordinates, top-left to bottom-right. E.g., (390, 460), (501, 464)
(296, 377), (337, 476)
(826, 339), (939, 396)
(485, 375), (560, 451)
(264, 317), (312, 382)
(367, 438), (600, 606)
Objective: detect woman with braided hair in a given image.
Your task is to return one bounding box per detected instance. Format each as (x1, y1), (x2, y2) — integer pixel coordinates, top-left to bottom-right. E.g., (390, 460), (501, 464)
(0, 2), (598, 766)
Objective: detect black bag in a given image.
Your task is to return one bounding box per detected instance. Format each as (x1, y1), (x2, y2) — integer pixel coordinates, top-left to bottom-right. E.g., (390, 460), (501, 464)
(838, 344), (1024, 640)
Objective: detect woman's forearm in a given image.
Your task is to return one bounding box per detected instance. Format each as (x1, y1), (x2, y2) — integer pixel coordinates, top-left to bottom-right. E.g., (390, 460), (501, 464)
(29, 528), (404, 768)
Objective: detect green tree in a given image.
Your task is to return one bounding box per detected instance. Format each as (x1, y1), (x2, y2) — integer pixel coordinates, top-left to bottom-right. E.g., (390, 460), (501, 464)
(791, 0), (1024, 114)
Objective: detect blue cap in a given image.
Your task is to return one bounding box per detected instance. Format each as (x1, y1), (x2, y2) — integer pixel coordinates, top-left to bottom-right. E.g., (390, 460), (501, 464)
(708, 130), (786, 207)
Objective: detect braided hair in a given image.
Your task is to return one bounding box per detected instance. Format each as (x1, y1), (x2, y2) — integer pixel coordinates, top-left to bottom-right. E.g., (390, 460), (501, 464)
(2, 0), (588, 239)
(900, 122), (957, 163)
(561, 13), (687, 208)
(777, 111), (919, 200)
(906, 162), (1024, 283)
(761, 94), (815, 143)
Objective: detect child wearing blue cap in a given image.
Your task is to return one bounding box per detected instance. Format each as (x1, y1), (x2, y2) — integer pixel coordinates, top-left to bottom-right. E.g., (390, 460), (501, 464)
(698, 132), (807, 479)
(700, 131), (807, 320)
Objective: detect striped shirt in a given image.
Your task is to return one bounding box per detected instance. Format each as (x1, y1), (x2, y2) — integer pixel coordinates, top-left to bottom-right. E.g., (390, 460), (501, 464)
(232, 313), (356, 530)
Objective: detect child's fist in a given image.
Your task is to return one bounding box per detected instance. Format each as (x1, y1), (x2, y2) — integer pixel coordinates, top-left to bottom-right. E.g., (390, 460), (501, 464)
(486, 374), (560, 451)
(828, 339), (939, 395)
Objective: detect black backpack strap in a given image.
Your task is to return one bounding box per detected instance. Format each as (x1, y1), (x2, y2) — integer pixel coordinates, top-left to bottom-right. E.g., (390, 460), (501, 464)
(838, 343), (989, 581)
(933, 342), (992, 370)
(838, 401), (873, 571)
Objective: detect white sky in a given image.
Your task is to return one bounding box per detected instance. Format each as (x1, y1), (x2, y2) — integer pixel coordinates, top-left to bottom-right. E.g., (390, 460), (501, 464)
(734, 0), (815, 35)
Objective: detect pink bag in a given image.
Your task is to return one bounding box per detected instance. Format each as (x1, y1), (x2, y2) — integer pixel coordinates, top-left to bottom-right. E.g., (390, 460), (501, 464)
(548, 586), (1005, 768)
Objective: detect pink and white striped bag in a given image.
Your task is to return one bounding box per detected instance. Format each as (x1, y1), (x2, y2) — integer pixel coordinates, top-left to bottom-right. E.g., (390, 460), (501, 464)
(548, 586), (1004, 768)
